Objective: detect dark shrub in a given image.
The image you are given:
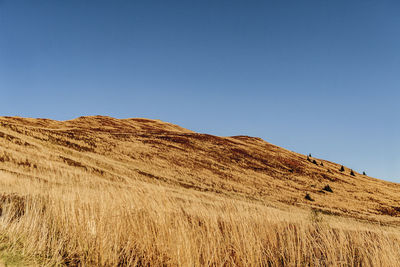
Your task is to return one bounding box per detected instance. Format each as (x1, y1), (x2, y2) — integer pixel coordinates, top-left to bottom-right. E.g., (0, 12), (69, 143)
(340, 165), (345, 172)
(363, 171), (366, 175)
(305, 193), (314, 201)
(350, 169), (355, 176)
(322, 185), (333, 193)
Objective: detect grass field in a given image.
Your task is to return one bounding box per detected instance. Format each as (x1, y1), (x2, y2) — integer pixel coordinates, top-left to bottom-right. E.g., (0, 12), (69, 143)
(0, 116), (400, 266)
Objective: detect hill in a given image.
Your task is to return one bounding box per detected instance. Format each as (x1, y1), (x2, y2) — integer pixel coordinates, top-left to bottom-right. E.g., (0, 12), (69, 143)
(0, 116), (399, 266)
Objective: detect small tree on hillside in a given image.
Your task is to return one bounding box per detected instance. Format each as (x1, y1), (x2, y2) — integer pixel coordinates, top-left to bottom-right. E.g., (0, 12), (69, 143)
(350, 169), (355, 176)
(340, 165), (345, 172)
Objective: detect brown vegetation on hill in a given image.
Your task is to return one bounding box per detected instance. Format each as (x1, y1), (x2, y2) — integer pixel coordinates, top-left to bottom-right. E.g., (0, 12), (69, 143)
(0, 115), (399, 266)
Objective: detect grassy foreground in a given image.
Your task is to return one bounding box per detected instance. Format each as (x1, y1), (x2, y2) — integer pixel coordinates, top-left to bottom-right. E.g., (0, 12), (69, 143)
(0, 171), (400, 266)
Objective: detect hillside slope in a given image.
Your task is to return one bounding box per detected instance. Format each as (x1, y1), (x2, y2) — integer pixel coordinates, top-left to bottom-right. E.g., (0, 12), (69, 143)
(1, 115), (399, 223)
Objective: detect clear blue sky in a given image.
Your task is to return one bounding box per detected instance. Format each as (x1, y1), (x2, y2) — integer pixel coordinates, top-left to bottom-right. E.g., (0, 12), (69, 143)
(1, 1), (399, 181)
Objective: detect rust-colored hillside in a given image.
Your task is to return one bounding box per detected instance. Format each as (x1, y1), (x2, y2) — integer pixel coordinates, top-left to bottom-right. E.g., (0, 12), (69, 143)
(1, 115), (399, 223)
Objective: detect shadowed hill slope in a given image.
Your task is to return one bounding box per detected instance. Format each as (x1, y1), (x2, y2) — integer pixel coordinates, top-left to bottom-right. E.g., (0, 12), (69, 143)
(1, 115), (399, 223)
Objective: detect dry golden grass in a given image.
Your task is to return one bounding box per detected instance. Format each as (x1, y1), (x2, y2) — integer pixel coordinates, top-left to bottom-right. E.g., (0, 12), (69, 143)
(0, 116), (400, 266)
